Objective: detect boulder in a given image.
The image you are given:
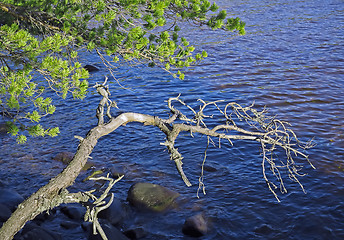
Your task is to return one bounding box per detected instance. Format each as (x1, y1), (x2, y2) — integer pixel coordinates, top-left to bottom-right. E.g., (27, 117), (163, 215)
(127, 182), (179, 212)
(0, 203), (12, 222)
(19, 223), (61, 240)
(88, 222), (129, 240)
(123, 227), (147, 240)
(60, 220), (80, 229)
(182, 213), (208, 237)
(33, 209), (56, 222)
(0, 188), (24, 211)
(98, 198), (127, 226)
(60, 205), (84, 220)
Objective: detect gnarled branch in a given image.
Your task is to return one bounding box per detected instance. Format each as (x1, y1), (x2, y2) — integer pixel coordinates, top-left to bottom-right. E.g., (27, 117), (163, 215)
(0, 81), (314, 239)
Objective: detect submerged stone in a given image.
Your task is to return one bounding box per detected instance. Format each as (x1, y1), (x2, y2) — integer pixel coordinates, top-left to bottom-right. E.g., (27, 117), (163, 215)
(84, 65), (99, 72)
(127, 182), (179, 212)
(123, 227), (147, 239)
(19, 223), (62, 240)
(0, 203), (11, 222)
(98, 198), (127, 226)
(53, 152), (74, 164)
(88, 222), (129, 240)
(60, 205), (84, 220)
(0, 188), (24, 212)
(182, 213), (208, 237)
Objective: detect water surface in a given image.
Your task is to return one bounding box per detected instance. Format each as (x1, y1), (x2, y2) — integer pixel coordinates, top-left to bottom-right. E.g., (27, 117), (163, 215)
(1, 0), (344, 239)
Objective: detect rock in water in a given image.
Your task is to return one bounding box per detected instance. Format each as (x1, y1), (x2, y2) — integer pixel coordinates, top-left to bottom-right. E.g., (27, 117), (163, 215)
(84, 64), (99, 72)
(127, 182), (179, 212)
(182, 213), (208, 237)
(60, 205), (84, 220)
(0, 203), (11, 222)
(98, 198), (127, 226)
(88, 222), (129, 240)
(0, 188), (24, 211)
(123, 227), (147, 239)
(53, 152), (74, 164)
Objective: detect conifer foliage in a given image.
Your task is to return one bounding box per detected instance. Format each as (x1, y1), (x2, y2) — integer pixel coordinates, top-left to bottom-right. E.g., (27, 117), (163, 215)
(0, 0), (245, 143)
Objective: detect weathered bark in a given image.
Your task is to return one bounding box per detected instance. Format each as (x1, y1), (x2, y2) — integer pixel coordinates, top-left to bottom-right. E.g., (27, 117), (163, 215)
(0, 93), (314, 239)
(0, 113), (156, 240)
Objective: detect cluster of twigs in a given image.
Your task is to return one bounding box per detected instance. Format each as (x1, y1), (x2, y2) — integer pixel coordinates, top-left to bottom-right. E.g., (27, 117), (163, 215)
(163, 94), (315, 201)
(0, 80), (315, 240)
(83, 174), (124, 240)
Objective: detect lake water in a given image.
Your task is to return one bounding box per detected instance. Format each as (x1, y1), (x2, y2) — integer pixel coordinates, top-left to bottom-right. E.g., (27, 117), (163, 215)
(1, 0), (343, 239)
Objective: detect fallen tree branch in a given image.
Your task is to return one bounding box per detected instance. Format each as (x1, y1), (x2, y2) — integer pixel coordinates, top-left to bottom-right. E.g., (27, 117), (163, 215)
(0, 80), (314, 239)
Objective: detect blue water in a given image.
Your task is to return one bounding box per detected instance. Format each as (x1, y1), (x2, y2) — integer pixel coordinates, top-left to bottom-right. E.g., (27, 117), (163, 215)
(1, 0), (344, 239)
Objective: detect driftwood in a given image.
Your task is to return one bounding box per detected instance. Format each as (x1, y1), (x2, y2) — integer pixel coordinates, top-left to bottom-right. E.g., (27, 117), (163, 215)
(0, 77), (314, 240)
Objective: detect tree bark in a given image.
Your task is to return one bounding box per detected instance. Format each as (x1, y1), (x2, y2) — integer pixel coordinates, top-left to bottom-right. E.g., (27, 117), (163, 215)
(0, 112), (156, 240)
(0, 98), (314, 239)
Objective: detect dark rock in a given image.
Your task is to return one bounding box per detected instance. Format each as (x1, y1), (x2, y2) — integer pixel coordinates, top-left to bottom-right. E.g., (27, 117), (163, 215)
(60, 205), (84, 220)
(110, 166), (125, 178)
(84, 65), (99, 72)
(19, 224), (62, 240)
(127, 182), (179, 212)
(34, 209), (56, 222)
(98, 198), (127, 226)
(0, 188), (24, 211)
(17, 222), (39, 237)
(0, 122), (8, 134)
(182, 213), (208, 237)
(203, 165), (218, 172)
(82, 222), (92, 232)
(0, 180), (6, 187)
(82, 161), (95, 171)
(53, 152), (74, 164)
(60, 220), (80, 229)
(88, 222), (129, 240)
(254, 224), (274, 235)
(123, 227), (147, 240)
(0, 203), (12, 222)
(18, 154), (34, 161)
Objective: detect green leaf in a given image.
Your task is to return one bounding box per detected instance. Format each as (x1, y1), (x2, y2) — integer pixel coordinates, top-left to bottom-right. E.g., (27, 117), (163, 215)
(16, 135), (27, 144)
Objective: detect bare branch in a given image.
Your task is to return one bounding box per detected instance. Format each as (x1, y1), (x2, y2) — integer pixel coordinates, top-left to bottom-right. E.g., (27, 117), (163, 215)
(0, 88), (315, 239)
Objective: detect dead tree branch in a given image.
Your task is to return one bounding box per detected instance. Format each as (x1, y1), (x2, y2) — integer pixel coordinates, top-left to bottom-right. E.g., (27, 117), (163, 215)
(0, 78), (314, 239)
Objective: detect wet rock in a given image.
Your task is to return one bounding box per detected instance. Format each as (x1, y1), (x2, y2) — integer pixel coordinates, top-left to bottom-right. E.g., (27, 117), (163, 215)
(123, 227), (147, 240)
(0, 122), (8, 134)
(60, 220), (80, 229)
(203, 165), (218, 172)
(98, 198), (127, 226)
(127, 182), (179, 212)
(83, 161), (95, 171)
(182, 213), (208, 237)
(19, 224), (62, 240)
(53, 152), (74, 164)
(34, 209), (56, 222)
(84, 65), (99, 72)
(81, 222), (91, 232)
(110, 166), (125, 178)
(254, 224), (274, 235)
(60, 205), (84, 220)
(0, 203), (12, 222)
(0, 180), (6, 187)
(18, 154), (34, 161)
(0, 188), (24, 211)
(88, 222), (129, 240)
